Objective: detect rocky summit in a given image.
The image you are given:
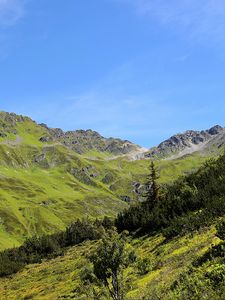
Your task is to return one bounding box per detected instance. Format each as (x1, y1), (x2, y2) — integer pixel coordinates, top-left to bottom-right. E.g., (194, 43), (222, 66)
(1, 111), (225, 161)
(40, 126), (140, 155)
(0, 111), (140, 156)
(146, 125), (225, 159)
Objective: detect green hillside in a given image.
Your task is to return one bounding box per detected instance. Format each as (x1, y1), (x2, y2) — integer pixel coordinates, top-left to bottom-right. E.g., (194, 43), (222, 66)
(0, 112), (212, 250)
(0, 227), (221, 300)
(1, 152), (225, 299)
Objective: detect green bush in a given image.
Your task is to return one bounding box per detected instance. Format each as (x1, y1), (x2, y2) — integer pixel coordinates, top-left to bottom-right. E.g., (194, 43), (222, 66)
(136, 257), (152, 275)
(206, 264), (225, 286)
(216, 218), (225, 240)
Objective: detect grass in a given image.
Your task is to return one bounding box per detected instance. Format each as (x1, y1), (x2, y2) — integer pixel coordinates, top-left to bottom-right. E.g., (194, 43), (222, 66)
(0, 163), (127, 250)
(0, 138), (211, 251)
(126, 226), (220, 299)
(0, 112), (224, 299)
(0, 226), (220, 299)
(0, 113), (215, 251)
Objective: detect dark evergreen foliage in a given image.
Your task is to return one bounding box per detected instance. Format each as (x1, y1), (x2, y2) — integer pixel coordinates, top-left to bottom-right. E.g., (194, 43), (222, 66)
(216, 218), (225, 241)
(0, 218), (106, 277)
(145, 161), (160, 208)
(115, 153), (225, 237)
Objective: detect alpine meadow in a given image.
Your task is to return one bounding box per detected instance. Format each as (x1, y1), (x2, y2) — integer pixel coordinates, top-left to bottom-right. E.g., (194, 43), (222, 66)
(1, 1), (225, 299)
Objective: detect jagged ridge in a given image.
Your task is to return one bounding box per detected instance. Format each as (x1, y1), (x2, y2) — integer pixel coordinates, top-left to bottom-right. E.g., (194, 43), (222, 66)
(146, 125), (225, 159)
(39, 124), (140, 155)
(0, 111), (140, 156)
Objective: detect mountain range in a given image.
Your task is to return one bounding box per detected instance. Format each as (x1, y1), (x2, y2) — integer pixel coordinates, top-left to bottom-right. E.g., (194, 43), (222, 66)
(0, 110), (224, 250)
(1, 111), (224, 159)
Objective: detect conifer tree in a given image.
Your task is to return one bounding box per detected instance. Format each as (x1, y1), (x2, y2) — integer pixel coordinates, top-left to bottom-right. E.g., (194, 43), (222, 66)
(144, 161), (160, 209)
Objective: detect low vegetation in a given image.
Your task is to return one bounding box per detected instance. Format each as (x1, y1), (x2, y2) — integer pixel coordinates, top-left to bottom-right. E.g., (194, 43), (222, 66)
(0, 153), (225, 299)
(0, 217), (114, 277)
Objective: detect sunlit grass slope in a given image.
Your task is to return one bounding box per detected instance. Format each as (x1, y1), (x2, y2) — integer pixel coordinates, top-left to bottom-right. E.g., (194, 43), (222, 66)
(0, 141), (209, 250)
(0, 112), (212, 250)
(0, 226), (220, 299)
(0, 146), (127, 249)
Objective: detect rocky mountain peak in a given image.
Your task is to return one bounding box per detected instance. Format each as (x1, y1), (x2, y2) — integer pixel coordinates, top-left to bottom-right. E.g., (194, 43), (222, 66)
(146, 125), (225, 159)
(1, 111), (225, 160)
(39, 121), (140, 155)
(207, 125), (223, 135)
(0, 111), (141, 156)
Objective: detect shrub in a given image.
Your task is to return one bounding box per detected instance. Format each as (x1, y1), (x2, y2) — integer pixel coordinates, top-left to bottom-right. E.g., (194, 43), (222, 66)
(216, 218), (225, 241)
(136, 257), (152, 275)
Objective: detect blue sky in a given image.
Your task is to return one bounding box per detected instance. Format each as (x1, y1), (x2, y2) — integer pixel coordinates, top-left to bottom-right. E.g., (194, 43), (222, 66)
(1, 0), (225, 147)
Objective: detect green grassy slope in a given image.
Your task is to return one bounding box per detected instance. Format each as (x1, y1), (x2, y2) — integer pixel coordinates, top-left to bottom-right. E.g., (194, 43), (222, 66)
(1, 112), (225, 299)
(0, 146), (128, 249)
(0, 112), (214, 250)
(0, 143), (208, 250)
(0, 113), (213, 249)
(0, 226), (221, 299)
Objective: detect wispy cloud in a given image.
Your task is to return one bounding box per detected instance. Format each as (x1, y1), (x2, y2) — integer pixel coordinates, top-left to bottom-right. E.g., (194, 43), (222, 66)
(0, 0), (26, 26)
(116, 0), (225, 44)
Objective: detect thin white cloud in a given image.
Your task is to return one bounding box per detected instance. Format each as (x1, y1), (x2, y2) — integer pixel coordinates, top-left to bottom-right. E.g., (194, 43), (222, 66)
(116, 0), (225, 43)
(0, 0), (25, 26)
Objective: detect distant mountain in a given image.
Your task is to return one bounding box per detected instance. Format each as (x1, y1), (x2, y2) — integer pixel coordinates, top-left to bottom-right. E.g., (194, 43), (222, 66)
(0, 111), (141, 156)
(39, 124), (141, 155)
(3, 111), (224, 161)
(145, 125), (225, 159)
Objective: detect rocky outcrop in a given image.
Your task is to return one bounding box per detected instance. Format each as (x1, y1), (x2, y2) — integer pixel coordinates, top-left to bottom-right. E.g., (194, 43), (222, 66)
(1, 111), (225, 161)
(39, 126), (140, 155)
(0, 112), (19, 136)
(145, 125), (225, 159)
(120, 196), (131, 203)
(70, 167), (97, 187)
(207, 125), (223, 135)
(0, 111), (140, 156)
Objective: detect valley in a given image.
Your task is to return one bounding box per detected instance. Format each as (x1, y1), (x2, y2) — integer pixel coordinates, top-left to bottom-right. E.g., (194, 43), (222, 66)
(0, 111), (225, 300)
(0, 112), (220, 250)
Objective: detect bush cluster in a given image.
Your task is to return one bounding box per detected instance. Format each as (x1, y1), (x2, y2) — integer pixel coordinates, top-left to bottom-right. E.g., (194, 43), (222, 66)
(0, 217), (113, 277)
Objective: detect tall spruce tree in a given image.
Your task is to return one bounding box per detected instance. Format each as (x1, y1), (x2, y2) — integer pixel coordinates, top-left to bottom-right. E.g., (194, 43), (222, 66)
(144, 161), (160, 209)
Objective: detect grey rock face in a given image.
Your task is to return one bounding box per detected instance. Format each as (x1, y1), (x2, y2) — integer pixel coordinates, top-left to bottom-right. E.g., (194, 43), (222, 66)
(39, 136), (53, 143)
(207, 125), (223, 135)
(0, 112), (19, 136)
(120, 196), (131, 203)
(146, 125), (225, 159)
(40, 126), (140, 155)
(0, 111), (140, 156)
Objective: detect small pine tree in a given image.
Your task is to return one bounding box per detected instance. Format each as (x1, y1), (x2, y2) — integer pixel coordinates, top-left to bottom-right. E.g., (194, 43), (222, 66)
(144, 161), (160, 209)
